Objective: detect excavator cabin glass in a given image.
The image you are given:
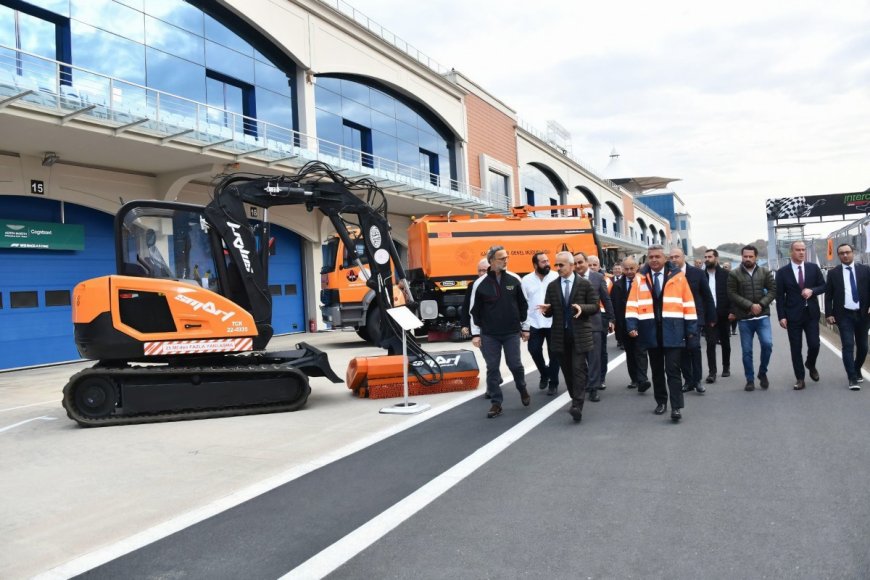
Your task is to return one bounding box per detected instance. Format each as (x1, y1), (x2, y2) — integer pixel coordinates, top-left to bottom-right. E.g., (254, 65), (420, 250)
(119, 205), (224, 294)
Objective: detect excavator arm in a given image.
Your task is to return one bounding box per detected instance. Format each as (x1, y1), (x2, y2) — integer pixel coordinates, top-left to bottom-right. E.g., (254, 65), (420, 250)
(203, 162), (411, 353)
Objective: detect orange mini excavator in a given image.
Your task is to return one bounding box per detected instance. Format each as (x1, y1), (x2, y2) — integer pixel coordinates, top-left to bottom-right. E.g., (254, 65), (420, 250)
(64, 161), (472, 426)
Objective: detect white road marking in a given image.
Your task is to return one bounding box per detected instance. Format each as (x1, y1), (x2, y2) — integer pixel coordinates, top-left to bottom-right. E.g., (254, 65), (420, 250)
(0, 415), (57, 433)
(0, 400), (58, 413)
(819, 334), (868, 381)
(281, 353), (627, 580)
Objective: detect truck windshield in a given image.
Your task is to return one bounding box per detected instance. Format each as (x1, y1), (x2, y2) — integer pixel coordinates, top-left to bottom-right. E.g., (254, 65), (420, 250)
(321, 238), (338, 274)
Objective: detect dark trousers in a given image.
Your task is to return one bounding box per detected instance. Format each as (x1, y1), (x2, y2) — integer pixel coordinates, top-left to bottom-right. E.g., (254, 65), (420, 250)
(624, 336), (648, 385)
(680, 338), (702, 387)
(705, 315), (732, 374)
(587, 329), (602, 391)
(597, 330), (609, 385)
(836, 311), (870, 381)
(557, 333), (589, 407)
(786, 310), (820, 379)
(481, 332), (526, 405)
(528, 326), (559, 385)
(647, 347), (684, 409)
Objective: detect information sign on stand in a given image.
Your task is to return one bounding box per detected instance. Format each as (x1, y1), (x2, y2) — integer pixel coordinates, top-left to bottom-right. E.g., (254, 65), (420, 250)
(379, 306), (431, 415)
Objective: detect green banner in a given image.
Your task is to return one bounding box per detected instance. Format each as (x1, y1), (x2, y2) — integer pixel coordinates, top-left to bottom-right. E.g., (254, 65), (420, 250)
(0, 219), (85, 250)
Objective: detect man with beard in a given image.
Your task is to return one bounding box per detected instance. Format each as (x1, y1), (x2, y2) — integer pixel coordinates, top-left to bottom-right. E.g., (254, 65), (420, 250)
(703, 249), (732, 383)
(521, 252), (560, 395)
(825, 243), (870, 389)
(611, 257), (650, 390)
(727, 245), (776, 391)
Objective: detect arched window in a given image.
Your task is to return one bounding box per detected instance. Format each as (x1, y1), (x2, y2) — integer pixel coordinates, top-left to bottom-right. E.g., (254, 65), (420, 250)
(521, 164), (565, 215)
(314, 75), (456, 186)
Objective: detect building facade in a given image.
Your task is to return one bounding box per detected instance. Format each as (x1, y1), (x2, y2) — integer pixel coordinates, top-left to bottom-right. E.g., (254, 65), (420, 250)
(0, 0), (675, 369)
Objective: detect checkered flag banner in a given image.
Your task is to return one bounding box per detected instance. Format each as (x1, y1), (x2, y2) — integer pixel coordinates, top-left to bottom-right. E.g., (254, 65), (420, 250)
(766, 196), (828, 219)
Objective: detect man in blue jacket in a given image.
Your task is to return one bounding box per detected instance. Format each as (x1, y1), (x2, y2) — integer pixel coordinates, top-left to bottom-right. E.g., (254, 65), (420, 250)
(470, 245), (531, 418)
(776, 240), (825, 390)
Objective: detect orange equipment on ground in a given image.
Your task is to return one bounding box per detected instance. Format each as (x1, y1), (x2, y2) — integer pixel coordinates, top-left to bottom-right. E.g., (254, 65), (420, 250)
(346, 350), (479, 399)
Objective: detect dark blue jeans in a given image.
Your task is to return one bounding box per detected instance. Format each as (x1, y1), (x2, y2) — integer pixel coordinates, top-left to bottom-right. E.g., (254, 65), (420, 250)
(836, 311), (869, 381)
(738, 317), (773, 382)
(481, 332), (527, 405)
(528, 327), (559, 386)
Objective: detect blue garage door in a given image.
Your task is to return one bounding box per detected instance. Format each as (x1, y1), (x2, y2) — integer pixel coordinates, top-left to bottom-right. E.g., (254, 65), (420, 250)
(268, 224), (305, 334)
(0, 197), (114, 370)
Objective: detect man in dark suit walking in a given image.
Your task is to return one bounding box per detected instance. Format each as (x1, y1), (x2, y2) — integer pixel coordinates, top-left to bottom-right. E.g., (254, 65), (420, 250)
(824, 243), (870, 390)
(776, 240), (825, 390)
(573, 252), (613, 402)
(670, 248), (714, 394)
(611, 257), (650, 390)
(703, 249), (732, 383)
(539, 251), (599, 422)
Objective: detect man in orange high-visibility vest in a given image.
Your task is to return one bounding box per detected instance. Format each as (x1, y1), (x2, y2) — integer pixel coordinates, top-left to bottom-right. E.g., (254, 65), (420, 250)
(625, 245), (698, 422)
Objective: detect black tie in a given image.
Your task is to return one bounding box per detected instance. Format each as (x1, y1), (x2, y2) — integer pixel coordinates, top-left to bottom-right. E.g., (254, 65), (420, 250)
(847, 266), (858, 302)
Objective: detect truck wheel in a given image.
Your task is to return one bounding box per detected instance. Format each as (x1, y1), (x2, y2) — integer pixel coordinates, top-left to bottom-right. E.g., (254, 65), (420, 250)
(355, 325), (371, 342)
(366, 305), (383, 346)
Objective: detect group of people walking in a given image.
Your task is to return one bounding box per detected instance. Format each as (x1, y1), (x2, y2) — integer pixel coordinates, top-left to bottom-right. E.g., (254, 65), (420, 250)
(464, 240), (870, 422)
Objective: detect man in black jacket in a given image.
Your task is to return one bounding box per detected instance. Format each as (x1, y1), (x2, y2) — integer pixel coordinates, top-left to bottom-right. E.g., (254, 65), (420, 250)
(470, 245), (531, 418)
(824, 243), (870, 389)
(703, 249), (732, 383)
(611, 257), (649, 390)
(670, 248), (714, 394)
(539, 251), (599, 422)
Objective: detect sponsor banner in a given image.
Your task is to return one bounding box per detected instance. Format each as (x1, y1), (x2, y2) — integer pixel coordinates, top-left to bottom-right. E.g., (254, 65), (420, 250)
(410, 349), (478, 372)
(766, 192), (870, 220)
(144, 338), (253, 356)
(1, 219), (85, 250)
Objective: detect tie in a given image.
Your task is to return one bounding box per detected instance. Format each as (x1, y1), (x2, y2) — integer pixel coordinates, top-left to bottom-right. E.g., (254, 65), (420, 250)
(797, 265), (804, 290)
(654, 272), (661, 297)
(626, 278), (632, 294)
(847, 266), (858, 302)
(563, 278), (572, 329)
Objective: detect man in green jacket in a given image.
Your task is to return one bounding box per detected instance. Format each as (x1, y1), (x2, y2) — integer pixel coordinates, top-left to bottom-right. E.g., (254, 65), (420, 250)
(727, 245), (777, 391)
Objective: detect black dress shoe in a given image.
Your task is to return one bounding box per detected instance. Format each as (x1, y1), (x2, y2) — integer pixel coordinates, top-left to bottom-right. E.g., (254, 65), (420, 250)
(638, 382), (651, 393)
(520, 388), (531, 406)
(681, 383), (694, 393)
(705, 373), (716, 384)
(547, 386), (557, 396)
(745, 381), (755, 391)
(654, 403), (667, 415)
(805, 363), (820, 382)
(671, 408), (682, 421)
(695, 384), (706, 394)
(589, 390), (601, 402)
(627, 382), (638, 389)
(599, 383), (607, 390)
(538, 378), (548, 390)
(722, 368), (730, 378)
(569, 405), (582, 422)
(793, 379), (805, 390)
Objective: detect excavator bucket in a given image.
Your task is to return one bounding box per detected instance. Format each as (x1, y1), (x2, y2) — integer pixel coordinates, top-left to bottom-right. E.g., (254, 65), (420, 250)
(346, 350), (479, 399)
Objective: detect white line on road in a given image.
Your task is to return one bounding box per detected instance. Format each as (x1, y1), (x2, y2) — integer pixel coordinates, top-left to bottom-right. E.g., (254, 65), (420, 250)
(0, 400), (58, 413)
(0, 415), (57, 433)
(281, 353), (627, 580)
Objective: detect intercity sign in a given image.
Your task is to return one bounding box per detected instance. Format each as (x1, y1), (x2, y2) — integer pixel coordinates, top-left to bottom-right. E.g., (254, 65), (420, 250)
(0, 219), (85, 250)
(766, 191), (870, 220)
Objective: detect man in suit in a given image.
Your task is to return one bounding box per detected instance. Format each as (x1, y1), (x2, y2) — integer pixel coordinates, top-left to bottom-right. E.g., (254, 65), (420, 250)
(611, 257), (650, 391)
(824, 243), (870, 390)
(776, 240), (825, 390)
(539, 251), (599, 422)
(670, 248), (715, 394)
(703, 249), (732, 383)
(573, 251), (614, 402)
(587, 254), (615, 389)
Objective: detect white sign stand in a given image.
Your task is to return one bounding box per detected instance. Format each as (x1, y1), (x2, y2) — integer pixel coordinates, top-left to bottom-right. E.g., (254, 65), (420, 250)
(379, 306), (431, 415)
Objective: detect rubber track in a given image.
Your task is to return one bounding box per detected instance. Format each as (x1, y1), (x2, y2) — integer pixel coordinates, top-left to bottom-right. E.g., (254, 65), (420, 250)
(62, 363), (311, 427)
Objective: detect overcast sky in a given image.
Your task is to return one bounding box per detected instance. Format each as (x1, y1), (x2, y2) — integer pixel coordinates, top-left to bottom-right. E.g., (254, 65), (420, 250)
(342, 0), (870, 248)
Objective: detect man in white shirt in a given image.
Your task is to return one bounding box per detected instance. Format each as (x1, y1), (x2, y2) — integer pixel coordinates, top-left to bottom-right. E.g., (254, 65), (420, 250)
(522, 253), (560, 395)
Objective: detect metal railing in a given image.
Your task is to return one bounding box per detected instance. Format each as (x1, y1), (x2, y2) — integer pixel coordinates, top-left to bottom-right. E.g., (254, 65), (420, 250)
(0, 46), (510, 213)
(318, 0), (451, 75)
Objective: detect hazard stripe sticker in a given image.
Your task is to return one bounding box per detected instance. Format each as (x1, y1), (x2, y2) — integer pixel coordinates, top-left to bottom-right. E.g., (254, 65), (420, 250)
(143, 338), (254, 356)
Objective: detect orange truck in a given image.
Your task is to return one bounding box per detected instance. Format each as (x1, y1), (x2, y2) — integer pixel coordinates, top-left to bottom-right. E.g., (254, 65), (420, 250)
(320, 205), (600, 342)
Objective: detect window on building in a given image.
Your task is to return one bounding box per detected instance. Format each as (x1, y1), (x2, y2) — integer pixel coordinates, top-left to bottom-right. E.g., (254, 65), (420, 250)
(342, 120), (373, 168)
(550, 198), (558, 217)
(525, 188), (535, 206)
(602, 218), (607, 232)
(487, 170), (508, 199)
(2, 3), (71, 87)
(45, 290), (72, 306)
(206, 71), (255, 135)
(11, 291), (38, 309)
(680, 219), (687, 230)
(420, 148), (439, 185)
(521, 165), (561, 216)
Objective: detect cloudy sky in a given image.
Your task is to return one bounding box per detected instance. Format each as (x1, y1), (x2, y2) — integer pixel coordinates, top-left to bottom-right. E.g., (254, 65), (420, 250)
(343, 0), (870, 247)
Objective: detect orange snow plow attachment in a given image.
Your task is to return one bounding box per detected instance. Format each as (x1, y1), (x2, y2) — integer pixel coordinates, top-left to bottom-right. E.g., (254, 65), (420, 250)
(346, 350), (479, 399)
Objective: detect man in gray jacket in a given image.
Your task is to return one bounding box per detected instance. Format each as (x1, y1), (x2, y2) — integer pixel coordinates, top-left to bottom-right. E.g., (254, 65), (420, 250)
(726, 245), (777, 391)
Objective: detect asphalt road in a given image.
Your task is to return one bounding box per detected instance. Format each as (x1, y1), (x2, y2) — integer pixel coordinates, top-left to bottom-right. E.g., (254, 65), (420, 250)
(71, 324), (870, 580)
